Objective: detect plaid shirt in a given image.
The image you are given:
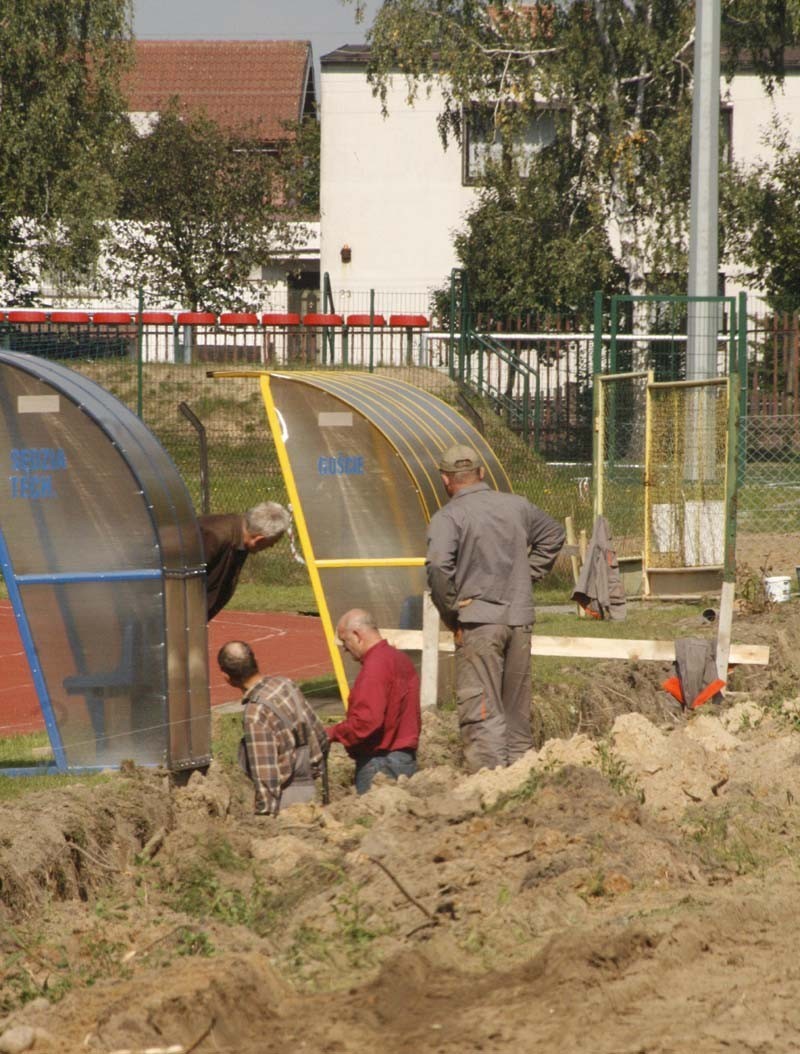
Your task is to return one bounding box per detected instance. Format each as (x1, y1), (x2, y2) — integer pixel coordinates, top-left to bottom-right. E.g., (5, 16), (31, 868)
(241, 676), (328, 815)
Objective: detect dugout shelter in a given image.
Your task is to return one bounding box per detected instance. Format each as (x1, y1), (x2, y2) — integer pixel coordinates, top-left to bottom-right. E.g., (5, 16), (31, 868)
(209, 369), (510, 700)
(0, 352), (210, 774)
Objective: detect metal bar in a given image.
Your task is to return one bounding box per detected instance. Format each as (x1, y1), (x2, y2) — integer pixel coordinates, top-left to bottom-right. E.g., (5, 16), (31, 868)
(594, 373), (604, 520)
(17, 569), (161, 584)
(0, 527), (68, 771)
(258, 373), (350, 704)
(717, 371), (740, 679)
(315, 557), (425, 569)
(593, 290), (603, 375)
(136, 287), (144, 419)
(178, 401), (210, 514)
(643, 373), (655, 599)
(369, 288), (375, 374)
(647, 377), (726, 391)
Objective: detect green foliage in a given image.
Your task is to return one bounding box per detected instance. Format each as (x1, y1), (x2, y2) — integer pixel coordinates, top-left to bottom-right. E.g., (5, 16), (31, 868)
(358, 0), (800, 309)
(276, 114), (321, 217)
(0, 0), (132, 300)
(595, 739), (641, 799)
(683, 806), (761, 875)
(723, 121), (800, 313)
(449, 143), (625, 320)
(331, 880), (382, 963)
(175, 926), (215, 958)
(106, 101), (304, 310)
(167, 865), (280, 936)
(492, 766), (544, 810)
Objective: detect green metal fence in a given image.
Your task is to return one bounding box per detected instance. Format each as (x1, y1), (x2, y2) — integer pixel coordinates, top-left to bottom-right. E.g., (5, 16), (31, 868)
(4, 288), (800, 589)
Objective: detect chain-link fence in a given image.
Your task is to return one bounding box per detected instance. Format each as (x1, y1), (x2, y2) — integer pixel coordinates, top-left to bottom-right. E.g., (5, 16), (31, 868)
(646, 380), (728, 571)
(595, 372), (649, 561)
(738, 413), (800, 578)
(7, 294), (800, 590)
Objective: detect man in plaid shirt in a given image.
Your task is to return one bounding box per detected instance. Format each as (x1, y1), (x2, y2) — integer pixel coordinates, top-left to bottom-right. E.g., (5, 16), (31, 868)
(218, 641), (329, 816)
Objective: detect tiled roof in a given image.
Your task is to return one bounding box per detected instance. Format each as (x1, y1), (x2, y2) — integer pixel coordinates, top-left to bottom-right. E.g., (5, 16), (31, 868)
(321, 44), (370, 66)
(124, 40), (315, 141)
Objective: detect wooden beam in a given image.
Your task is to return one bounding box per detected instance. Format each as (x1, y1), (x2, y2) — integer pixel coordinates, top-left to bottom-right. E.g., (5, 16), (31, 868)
(381, 629), (769, 667)
(419, 592), (440, 710)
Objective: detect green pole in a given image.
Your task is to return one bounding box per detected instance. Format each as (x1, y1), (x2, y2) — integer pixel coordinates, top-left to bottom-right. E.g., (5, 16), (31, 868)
(716, 370), (740, 680)
(592, 369), (602, 521)
(737, 290), (748, 486)
(369, 289), (375, 373)
(522, 372), (530, 444)
(459, 270), (469, 383)
(136, 287), (144, 419)
(593, 290), (603, 376)
(448, 270), (457, 380)
(610, 295), (619, 375)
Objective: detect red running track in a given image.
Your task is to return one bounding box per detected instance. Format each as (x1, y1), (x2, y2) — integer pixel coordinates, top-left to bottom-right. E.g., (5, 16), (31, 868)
(0, 600), (334, 737)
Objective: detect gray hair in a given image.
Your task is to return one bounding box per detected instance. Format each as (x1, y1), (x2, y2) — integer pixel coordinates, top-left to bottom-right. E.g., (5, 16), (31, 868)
(245, 501), (290, 540)
(338, 608), (378, 633)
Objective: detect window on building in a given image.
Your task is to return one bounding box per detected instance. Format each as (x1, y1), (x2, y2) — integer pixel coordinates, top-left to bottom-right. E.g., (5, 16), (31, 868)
(463, 104), (560, 184)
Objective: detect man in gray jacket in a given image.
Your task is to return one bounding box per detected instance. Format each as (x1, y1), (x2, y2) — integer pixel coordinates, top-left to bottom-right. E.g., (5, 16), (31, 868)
(426, 444), (565, 772)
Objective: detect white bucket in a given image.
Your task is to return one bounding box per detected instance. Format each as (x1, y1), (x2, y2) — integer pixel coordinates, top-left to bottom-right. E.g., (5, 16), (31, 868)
(764, 575), (791, 603)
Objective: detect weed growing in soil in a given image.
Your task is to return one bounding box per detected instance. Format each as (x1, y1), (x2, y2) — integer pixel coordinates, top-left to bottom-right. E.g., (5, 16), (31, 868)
(175, 926), (215, 957)
(493, 768), (544, 811)
(331, 879), (383, 964)
(166, 865), (279, 935)
(596, 740), (642, 799)
(682, 806), (761, 875)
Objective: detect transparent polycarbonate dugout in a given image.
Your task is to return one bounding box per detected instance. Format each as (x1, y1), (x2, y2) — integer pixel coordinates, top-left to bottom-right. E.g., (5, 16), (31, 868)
(209, 369), (511, 699)
(0, 352), (210, 773)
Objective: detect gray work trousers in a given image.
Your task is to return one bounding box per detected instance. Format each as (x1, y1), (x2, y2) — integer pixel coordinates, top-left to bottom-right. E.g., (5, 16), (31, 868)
(455, 623), (533, 773)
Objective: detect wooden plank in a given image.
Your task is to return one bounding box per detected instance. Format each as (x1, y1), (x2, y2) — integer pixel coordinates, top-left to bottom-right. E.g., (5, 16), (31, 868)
(381, 629), (769, 666)
(419, 592), (439, 710)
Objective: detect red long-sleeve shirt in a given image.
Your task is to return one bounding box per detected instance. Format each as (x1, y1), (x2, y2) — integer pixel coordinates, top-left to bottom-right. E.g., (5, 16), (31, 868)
(327, 639), (421, 759)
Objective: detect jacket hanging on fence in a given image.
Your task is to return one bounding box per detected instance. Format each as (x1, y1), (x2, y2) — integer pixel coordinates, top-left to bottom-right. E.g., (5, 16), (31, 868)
(662, 637), (725, 711)
(571, 515), (626, 621)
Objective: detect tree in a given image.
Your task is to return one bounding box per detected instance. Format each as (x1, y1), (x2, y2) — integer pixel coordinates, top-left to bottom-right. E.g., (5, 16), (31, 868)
(443, 129), (626, 323)
(355, 0), (800, 310)
(0, 0), (132, 302)
(104, 103), (306, 311)
(723, 122), (800, 314)
(275, 113), (321, 218)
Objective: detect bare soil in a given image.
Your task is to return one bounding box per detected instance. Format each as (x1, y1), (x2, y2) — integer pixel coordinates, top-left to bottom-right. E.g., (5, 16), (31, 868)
(3, 604), (800, 1053)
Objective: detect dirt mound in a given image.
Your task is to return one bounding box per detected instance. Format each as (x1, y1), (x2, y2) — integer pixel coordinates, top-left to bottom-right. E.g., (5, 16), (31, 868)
(3, 614), (800, 1053)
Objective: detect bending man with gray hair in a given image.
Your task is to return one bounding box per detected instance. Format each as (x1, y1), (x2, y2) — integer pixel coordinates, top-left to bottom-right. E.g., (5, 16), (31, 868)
(327, 608), (421, 794)
(218, 640), (328, 815)
(199, 501), (291, 620)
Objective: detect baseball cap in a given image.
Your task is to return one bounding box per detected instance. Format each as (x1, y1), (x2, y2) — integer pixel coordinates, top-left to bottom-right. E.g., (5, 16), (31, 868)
(438, 443), (483, 472)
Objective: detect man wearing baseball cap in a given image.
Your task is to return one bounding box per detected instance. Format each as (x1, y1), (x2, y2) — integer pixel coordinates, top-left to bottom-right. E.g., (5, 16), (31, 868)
(426, 443), (565, 772)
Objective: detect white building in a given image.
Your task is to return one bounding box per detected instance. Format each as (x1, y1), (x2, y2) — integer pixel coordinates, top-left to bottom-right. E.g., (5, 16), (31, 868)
(320, 45), (478, 316)
(320, 43), (800, 311)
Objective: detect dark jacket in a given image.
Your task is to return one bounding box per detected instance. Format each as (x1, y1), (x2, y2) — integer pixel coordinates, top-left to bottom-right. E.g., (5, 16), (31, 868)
(198, 513), (248, 620)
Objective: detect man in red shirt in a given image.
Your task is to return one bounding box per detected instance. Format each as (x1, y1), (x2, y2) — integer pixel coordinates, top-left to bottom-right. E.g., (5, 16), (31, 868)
(327, 608), (421, 795)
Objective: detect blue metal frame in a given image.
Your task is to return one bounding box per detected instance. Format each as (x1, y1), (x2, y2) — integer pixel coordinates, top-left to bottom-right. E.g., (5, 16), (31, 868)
(0, 526), (68, 771)
(17, 570), (162, 585)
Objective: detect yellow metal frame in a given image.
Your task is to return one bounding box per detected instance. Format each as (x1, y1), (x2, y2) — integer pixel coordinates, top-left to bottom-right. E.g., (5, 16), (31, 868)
(257, 374), (352, 703)
(644, 375), (727, 597)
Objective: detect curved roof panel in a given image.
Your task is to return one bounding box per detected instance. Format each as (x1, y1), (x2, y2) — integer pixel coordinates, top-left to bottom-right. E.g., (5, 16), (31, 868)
(0, 353), (208, 772)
